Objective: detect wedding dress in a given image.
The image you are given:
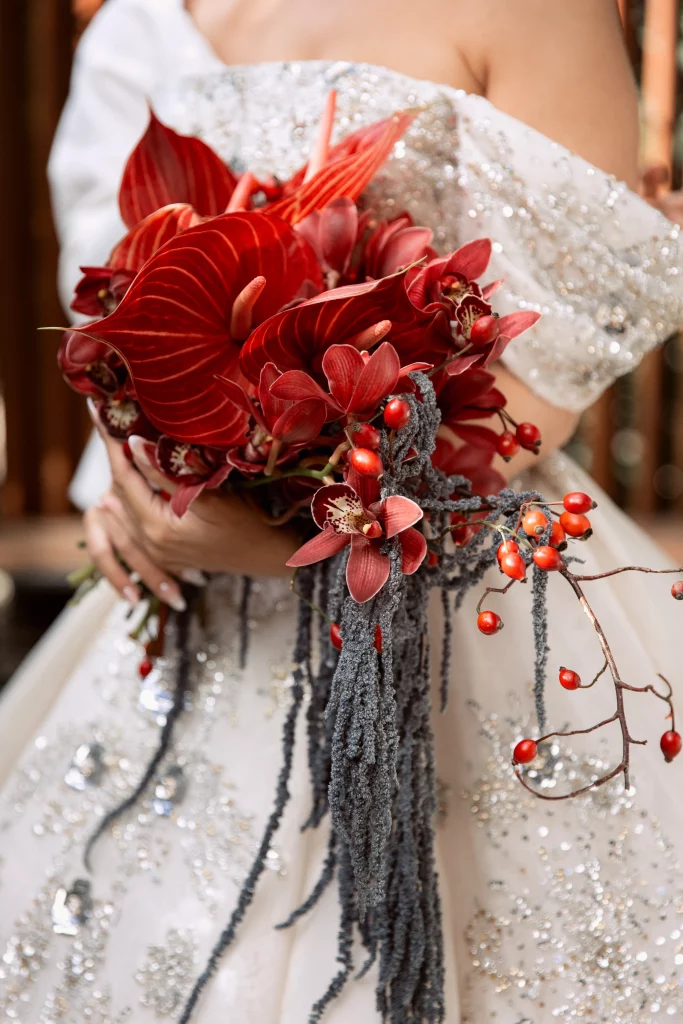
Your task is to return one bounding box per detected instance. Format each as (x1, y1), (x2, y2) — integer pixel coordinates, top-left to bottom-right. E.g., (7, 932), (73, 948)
(1, 1), (683, 1021)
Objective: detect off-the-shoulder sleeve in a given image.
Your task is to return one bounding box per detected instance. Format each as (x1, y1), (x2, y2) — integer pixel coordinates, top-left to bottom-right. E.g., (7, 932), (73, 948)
(48, 0), (167, 312)
(452, 96), (683, 412)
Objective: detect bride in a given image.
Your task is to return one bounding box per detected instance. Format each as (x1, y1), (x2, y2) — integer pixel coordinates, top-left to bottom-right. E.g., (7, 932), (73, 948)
(1, 0), (682, 1021)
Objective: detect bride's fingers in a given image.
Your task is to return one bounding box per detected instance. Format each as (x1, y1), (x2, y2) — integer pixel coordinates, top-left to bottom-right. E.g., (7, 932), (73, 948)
(127, 435), (177, 493)
(98, 494), (187, 612)
(83, 506), (141, 605)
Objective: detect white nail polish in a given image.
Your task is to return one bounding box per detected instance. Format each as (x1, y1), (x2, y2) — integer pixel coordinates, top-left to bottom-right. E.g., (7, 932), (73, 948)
(180, 569), (208, 587)
(86, 397), (99, 423)
(159, 581), (187, 612)
(122, 585), (139, 605)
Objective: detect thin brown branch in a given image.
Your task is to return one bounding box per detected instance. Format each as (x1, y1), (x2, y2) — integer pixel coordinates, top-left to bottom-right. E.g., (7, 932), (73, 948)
(572, 565), (683, 582)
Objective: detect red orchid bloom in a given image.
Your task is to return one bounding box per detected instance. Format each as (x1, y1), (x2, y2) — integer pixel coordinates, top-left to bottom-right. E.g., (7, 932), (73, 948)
(432, 435), (505, 497)
(287, 475), (426, 603)
(84, 212), (323, 448)
(436, 369), (507, 453)
(216, 363), (328, 475)
(58, 330), (127, 399)
(268, 342), (430, 420)
(134, 436), (233, 518)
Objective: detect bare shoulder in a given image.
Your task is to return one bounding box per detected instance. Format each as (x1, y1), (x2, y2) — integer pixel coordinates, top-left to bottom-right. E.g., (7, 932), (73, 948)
(455, 0), (639, 187)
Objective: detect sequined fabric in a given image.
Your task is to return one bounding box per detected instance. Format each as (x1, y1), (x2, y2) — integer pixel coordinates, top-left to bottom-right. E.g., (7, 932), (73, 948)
(161, 60), (682, 412)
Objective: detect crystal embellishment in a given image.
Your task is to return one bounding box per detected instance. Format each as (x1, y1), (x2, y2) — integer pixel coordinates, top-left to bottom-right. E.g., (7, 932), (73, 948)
(152, 765), (187, 817)
(51, 879), (92, 936)
(64, 742), (105, 791)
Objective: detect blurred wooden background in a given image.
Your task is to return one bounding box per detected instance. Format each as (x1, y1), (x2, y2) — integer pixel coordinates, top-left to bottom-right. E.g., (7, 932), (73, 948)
(0, 0), (681, 568)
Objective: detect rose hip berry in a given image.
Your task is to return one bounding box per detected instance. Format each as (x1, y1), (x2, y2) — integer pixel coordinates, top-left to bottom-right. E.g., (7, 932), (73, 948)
(351, 422), (381, 450)
(496, 539), (520, 565)
(550, 520), (567, 550)
(513, 739), (537, 764)
(559, 511), (592, 538)
(671, 581), (683, 601)
(350, 448), (383, 477)
(559, 667), (581, 690)
(477, 610), (503, 635)
(469, 314), (500, 349)
(522, 508), (548, 536)
(661, 730), (682, 762)
(563, 491), (595, 515)
(139, 658), (153, 679)
(497, 431), (520, 461)
(383, 398), (411, 430)
(516, 422), (542, 452)
(329, 623), (343, 651)
(374, 625), (383, 653)
(500, 550), (527, 581)
(533, 545), (564, 571)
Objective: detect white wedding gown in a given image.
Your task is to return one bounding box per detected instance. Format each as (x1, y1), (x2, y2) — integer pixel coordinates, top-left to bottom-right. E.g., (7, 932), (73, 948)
(2, 2), (683, 1022)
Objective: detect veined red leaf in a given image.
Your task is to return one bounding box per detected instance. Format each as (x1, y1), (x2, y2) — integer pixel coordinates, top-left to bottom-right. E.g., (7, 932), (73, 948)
(85, 213), (323, 447)
(266, 111), (417, 226)
(240, 272), (446, 384)
(110, 204), (201, 272)
(118, 110), (238, 229)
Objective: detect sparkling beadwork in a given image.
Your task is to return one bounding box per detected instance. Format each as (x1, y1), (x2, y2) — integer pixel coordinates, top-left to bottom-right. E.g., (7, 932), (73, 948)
(64, 742), (106, 791)
(51, 879), (92, 936)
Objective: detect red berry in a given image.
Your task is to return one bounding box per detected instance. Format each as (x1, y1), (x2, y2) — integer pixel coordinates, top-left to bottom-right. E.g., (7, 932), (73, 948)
(533, 545), (564, 571)
(374, 625), (383, 653)
(496, 431), (520, 461)
(559, 667), (581, 690)
(383, 398), (411, 430)
(550, 520), (567, 550)
(362, 521), (383, 539)
(522, 509), (548, 537)
(559, 511), (592, 538)
(350, 448), (383, 477)
(563, 491), (595, 515)
(500, 550), (527, 581)
(516, 422), (542, 451)
(330, 623), (343, 651)
(469, 314), (500, 349)
(351, 422), (381, 450)
(671, 581), (683, 601)
(450, 513), (475, 546)
(496, 539), (520, 565)
(139, 658), (154, 679)
(661, 730), (682, 762)
(427, 550), (439, 567)
(477, 610), (503, 635)
(513, 739), (537, 764)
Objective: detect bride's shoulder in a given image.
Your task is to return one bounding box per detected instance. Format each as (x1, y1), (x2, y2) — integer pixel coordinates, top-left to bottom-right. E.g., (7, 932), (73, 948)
(78, 0), (187, 51)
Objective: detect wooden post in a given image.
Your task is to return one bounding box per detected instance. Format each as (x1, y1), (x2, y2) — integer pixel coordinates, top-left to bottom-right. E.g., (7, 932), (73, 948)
(631, 0), (679, 515)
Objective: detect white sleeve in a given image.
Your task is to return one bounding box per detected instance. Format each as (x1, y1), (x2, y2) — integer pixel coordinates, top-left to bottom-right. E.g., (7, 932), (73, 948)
(48, 0), (166, 312)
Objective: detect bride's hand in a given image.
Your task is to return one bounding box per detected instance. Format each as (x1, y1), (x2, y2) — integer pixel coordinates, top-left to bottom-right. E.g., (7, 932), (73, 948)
(90, 406), (300, 582)
(640, 165), (683, 228)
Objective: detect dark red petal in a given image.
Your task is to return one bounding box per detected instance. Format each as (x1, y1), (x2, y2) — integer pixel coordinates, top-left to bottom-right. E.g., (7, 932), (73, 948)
(258, 362), (289, 429)
(379, 495), (423, 538)
(348, 341), (401, 415)
(346, 535), (390, 603)
(447, 238), (492, 280)
(110, 204), (200, 272)
(311, 482), (362, 531)
(377, 226), (434, 277)
(286, 528), (350, 567)
(118, 110), (238, 229)
(497, 310), (542, 340)
(398, 527), (427, 574)
(451, 423), (500, 451)
(322, 344), (364, 409)
(271, 398), (327, 444)
(319, 198), (358, 273)
(87, 212), (321, 447)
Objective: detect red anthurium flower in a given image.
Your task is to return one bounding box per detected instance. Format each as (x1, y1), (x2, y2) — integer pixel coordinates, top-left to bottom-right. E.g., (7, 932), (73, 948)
(84, 212), (324, 448)
(432, 435), (505, 497)
(286, 480), (426, 603)
(118, 111), (239, 230)
(241, 272), (447, 385)
(216, 362), (327, 475)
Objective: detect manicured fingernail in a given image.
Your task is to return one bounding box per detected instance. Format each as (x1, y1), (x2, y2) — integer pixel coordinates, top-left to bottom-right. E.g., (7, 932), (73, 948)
(128, 434), (153, 468)
(159, 581), (187, 612)
(180, 569), (208, 587)
(86, 396), (100, 425)
(122, 584), (140, 605)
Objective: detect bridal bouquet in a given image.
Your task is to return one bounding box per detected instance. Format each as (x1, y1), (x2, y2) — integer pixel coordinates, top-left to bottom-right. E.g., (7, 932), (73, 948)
(57, 96), (683, 1022)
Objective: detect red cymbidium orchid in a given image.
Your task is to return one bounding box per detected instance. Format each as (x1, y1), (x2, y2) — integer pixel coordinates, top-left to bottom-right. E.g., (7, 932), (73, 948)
(58, 330), (127, 399)
(216, 363), (328, 476)
(240, 272), (447, 384)
(133, 435), (233, 518)
(286, 473), (427, 603)
(432, 435), (506, 498)
(436, 369), (507, 453)
(83, 212), (324, 448)
(269, 342), (430, 419)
